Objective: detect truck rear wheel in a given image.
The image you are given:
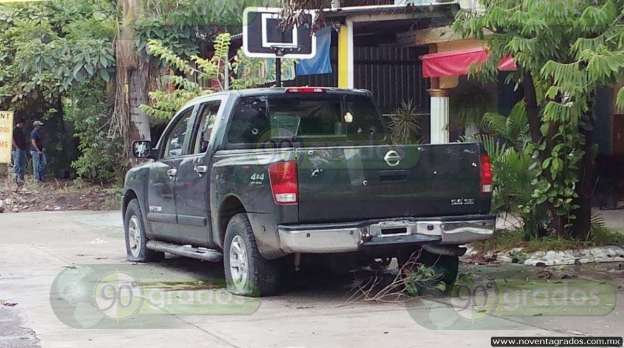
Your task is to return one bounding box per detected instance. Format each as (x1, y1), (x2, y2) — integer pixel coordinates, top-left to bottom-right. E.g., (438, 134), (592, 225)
(224, 213), (281, 297)
(124, 199), (164, 262)
(398, 248), (459, 287)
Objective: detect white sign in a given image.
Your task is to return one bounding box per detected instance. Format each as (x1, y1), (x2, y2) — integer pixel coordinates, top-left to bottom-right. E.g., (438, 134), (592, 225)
(0, 111), (13, 164)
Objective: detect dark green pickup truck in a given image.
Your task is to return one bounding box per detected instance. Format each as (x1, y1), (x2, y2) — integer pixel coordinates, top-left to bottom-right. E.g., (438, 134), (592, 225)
(123, 87), (496, 296)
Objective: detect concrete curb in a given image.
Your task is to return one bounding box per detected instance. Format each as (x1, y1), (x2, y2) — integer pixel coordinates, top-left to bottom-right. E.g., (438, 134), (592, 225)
(523, 246), (624, 266)
(466, 245), (624, 266)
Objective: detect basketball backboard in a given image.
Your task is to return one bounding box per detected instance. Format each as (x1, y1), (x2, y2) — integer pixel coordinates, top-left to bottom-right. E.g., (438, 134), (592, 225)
(243, 7), (316, 59)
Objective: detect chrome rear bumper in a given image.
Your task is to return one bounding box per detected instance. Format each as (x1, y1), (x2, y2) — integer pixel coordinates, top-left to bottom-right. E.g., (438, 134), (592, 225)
(278, 215), (495, 254)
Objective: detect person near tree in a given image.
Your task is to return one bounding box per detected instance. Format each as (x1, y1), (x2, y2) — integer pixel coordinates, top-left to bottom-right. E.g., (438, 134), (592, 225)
(30, 120), (46, 183)
(11, 119), (27, 186)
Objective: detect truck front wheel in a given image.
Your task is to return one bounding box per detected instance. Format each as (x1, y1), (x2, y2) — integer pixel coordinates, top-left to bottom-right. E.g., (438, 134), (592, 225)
(224, 213), (281, 297)
(124, 199), (164, 262)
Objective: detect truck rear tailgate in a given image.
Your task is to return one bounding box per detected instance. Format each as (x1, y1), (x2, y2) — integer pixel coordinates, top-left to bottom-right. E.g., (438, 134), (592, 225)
(296, 143), (489, 223)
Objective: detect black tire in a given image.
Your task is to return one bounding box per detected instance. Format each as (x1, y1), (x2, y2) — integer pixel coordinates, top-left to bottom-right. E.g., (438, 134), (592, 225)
(398, 248), (459, 287)
(223, 213), (281, 297)
(124, 199), (164, 262)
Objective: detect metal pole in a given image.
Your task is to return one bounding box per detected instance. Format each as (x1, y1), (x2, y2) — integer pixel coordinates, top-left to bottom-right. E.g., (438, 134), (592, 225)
(224, 61), (230, 90)
(275, 57), (282, 87)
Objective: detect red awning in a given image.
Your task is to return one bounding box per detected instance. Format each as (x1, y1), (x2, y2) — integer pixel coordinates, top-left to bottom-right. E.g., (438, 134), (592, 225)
(498, 55), (517, 72)
(420, 47), (517, 78)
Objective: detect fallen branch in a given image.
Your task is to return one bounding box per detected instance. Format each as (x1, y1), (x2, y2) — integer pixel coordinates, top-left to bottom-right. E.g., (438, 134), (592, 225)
(342, 250), (445, 305)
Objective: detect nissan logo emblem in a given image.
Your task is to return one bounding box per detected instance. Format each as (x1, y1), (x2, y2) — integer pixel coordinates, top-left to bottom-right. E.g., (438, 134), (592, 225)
(384, 150), (401, 167)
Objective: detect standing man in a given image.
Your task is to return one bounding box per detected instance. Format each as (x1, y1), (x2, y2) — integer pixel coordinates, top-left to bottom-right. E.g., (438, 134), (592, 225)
(11, 119), (27, 186)
(30, 120), (46, 183)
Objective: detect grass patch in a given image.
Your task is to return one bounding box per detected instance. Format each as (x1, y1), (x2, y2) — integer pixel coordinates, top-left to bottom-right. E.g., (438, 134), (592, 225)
(588, 226), (624, 245)
(471, 227), (624, 254)
(471, 229), (523, 253)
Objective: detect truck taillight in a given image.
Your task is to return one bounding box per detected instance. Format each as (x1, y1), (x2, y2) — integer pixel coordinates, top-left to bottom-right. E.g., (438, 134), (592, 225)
(480, 153), (493, 194)
(286, 87), (325, 93)
(268, 161), (298, 205)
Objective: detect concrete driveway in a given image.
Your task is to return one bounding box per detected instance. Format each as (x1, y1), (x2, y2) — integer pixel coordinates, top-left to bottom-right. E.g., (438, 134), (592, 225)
(0, 211), (622, 348)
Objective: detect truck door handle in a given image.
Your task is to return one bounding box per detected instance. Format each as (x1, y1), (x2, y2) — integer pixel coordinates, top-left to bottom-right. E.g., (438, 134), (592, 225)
(166, 168), (177, 177)
(194, 165), (208, 175)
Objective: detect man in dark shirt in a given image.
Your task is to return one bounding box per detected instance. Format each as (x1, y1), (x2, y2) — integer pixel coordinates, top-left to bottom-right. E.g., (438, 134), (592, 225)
(30, 120), (46, 182)
(11, 119), (27, 185)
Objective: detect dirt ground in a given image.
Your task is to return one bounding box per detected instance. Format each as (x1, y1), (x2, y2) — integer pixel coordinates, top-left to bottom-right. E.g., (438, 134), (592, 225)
(0, 177), (121, 213)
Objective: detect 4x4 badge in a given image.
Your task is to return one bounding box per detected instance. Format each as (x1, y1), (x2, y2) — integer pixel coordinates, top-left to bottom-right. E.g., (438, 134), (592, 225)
(384, 150), (401, 167)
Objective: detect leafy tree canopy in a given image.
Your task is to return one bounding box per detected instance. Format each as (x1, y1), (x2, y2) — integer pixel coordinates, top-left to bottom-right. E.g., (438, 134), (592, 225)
(0, 0), (116, 111)
(141, 33), (294, 120)
(135, 0), (276, 57)
(454, 0), (624, 236)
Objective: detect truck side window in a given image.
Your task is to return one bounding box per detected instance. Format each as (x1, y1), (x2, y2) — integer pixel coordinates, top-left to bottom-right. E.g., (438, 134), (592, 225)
(192, 101), (220, 154)
(163, 107), (194, 159)
(227, 97), (269, 145)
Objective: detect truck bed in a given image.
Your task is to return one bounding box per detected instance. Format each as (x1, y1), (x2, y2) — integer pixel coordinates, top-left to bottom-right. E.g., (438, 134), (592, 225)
(296, 143), (490, 223)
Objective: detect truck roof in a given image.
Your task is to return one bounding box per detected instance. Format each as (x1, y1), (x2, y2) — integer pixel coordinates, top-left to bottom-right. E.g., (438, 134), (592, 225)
(184, 87), (372, 107)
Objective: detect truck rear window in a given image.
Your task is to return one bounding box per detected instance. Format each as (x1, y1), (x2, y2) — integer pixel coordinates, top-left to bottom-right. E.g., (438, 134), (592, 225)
(226, 94), (389, 147)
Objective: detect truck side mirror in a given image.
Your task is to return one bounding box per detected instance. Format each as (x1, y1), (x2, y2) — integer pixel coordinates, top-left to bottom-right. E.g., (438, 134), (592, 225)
(132, 140), (156, 159)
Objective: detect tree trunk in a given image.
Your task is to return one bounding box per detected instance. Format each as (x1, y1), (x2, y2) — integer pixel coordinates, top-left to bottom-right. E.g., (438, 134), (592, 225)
(523, 71), (574, 237)
(128, 55), (151, 143)
(523, 72), (542, 144)
(113, 0), (150, 162)
(522, 72), (552, 236)
(572, 104), (595, 240)
(551, 215), (565, 237)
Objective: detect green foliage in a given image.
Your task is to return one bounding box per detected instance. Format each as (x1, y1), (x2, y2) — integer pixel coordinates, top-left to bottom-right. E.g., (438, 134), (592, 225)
(135, 0), (273, 57)
(230, 49), (269, 89)
(387, 100), (422, 144)
(213, 32), (231, 63)
(508, 249), (529, 264)
(146, 39), (197, 76)
(231, 49), (296, 89)
(482, 101), (530, 150)
(471, 225), (624, 253)
(0, 0), (118, 182)
(485, 144), (531, 208)
(142, 34), (294, 121)
(450, 80), (497, 128)
(404, 265), (446, 296)
(454, 0), (624, 236)
(141, 89), (206, 120)
(471, 229), (587, 253)
(0, 0), (116, 107)
(589, 225), (624, 245)
(475, 101), (543, 238)
(65, 80), (122, 184)
(140, 34), (229, 120)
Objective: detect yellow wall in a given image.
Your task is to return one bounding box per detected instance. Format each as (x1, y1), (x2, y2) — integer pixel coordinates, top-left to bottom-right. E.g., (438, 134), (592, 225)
(338, 25), (349, 88)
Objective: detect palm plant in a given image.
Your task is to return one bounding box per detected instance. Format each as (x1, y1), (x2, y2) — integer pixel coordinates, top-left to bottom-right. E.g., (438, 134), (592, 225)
(480, 101), (530, 151)
(474, 101), (545, 239)
(387, 100), (422, 144)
